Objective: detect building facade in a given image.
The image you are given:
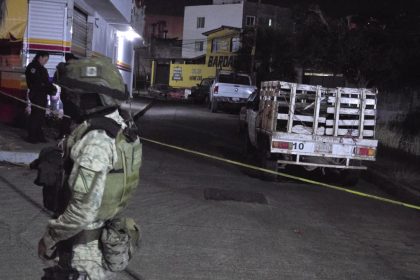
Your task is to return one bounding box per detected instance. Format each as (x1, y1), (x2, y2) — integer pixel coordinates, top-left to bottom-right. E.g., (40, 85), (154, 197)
(182, 2), (243, 58)
(135, 13), (183, 89)
(182, 0), (293, 58)
(152, 26), (241, 89)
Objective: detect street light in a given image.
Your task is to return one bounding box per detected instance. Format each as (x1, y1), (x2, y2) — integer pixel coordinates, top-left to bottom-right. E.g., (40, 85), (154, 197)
(117, 27), (142, 41)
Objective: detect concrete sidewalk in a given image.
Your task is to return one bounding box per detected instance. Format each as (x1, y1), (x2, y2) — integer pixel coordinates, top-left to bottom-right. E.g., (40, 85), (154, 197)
(0, 98), (153, 165)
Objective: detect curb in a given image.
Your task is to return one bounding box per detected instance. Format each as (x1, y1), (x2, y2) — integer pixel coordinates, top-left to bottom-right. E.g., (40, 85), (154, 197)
(363, 168), (420, 206)
(0, 101), (153, 166)
(0, 151), (38, 165)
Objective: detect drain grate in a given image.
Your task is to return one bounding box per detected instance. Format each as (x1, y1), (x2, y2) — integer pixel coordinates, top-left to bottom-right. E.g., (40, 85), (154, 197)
(204, 188), (268, 204)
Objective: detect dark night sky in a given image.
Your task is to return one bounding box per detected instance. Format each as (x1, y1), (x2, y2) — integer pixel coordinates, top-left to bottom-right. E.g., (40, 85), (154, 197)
(144, 0), (419, 17)
(144, 0), (212, 16)
(144, 0), (293, 16)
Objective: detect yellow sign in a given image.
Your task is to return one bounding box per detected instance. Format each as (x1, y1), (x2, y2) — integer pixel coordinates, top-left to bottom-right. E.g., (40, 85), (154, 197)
(169, 64), (216, 88)
(0, 0), (28, 40)
(163, 26), (241, 88)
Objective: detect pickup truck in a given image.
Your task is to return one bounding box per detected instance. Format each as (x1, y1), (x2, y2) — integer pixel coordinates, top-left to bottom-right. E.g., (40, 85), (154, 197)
(209, 71), (257, 113)
(240, 81), (379, 185)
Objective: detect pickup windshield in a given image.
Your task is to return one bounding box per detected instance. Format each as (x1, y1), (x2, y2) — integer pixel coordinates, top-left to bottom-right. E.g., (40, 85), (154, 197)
(218, 74), (251, 85)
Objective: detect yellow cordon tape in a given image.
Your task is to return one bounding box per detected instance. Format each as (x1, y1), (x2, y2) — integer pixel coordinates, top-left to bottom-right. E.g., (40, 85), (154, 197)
(139, 137), (420, 211)
(2, 89), (418, 211)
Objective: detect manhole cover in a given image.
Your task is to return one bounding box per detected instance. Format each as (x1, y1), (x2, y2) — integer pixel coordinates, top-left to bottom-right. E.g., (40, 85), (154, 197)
(204, 188), (268, 204)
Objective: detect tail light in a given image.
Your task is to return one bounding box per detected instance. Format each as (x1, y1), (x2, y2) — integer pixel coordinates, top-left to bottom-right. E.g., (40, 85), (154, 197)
(272, 141), (292, 150)
(355, 147), (376, 157)
(214, 85), (219, 94)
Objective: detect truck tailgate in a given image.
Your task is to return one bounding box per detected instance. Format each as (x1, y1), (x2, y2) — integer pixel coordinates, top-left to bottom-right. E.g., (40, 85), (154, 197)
(217, 83), (255, 99)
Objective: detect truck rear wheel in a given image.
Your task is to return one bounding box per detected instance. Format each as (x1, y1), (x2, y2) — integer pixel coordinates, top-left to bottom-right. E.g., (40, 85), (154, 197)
(259, 151), (279, 181)
(211, 100), (218, 113)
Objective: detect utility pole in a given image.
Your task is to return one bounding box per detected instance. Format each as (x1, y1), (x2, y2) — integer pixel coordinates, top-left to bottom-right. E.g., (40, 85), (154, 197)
(250, 0), (261, 81)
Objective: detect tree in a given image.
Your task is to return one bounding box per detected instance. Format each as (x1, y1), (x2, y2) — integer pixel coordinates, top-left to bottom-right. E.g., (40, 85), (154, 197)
(235, 27), (296, 85)
(236, 1), (420, 89)
(289, 0), (420, 89)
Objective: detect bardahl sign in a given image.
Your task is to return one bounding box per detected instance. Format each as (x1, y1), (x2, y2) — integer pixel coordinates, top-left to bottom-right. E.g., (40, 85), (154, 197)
(208, 56), (236, 68)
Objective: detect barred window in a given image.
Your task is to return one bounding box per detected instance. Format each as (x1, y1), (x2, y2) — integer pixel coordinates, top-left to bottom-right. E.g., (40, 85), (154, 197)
(197, 17), (205, 28)
(195, 41), (204, 51)
(246, 16), (255, 26)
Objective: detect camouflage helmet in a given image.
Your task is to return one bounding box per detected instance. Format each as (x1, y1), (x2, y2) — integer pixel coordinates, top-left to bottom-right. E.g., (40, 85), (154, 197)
(56, 57), (128, 112)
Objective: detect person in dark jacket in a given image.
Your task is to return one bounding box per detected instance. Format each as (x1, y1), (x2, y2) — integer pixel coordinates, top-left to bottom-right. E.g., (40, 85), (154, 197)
(53, 53), (78, 139)
(25, 51), (57, 143)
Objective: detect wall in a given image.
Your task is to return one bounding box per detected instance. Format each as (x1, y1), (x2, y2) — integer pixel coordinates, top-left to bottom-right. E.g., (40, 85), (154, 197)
(89, 12), (117, 59)
(145, 15), (183, 41)
(110, 0), (132, 22)
(243, 2), (293, 32)
(165, 27), (239, 89)
(205, 28), (239, 70)
(150, 39), (182, 59)
(78, 0), (137, 94)
(376, 89), (420, 156)
(182, 3), (243, 58)
(169, 63), (216, 88)
(115, 33), (134, 93)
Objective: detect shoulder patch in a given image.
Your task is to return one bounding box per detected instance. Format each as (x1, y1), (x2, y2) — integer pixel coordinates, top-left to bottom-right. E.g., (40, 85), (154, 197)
(71, 131), (115, 172)
(30, 68), (36, 74)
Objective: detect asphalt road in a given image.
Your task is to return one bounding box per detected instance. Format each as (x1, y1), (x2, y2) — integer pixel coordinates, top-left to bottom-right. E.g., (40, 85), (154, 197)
(129, 101), (420, 280)
(0, 101), (419, 280)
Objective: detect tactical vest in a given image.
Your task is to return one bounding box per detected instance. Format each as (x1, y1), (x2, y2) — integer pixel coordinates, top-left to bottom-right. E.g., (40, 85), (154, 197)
(64, 117), (142, 221)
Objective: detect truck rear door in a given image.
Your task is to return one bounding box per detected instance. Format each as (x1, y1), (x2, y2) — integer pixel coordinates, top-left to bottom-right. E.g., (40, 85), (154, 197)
(25, 1), (69, 76)
(217, 73), (255, 100)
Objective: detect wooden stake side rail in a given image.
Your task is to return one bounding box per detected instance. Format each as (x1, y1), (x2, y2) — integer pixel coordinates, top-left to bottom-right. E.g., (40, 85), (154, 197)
(259, 81), (378, 139)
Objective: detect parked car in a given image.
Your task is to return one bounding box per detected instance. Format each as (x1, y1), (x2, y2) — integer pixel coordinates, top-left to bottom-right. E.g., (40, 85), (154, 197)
(209, 71), (257, 113)
(167, 88), (187, 100)
(148, 84), (172, 99)
(190, 78), (214, 104)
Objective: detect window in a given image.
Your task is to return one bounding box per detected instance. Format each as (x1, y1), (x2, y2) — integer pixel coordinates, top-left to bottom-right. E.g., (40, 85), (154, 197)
(197, 17), (205, 28)
(212, 39), (218, 52)
(231, 37), (240, 52)
(212, 38), (229, 53)
(195, 41), (204, 51)
(246, 16), (255, 26)
(268, 18), (272, 27)
(218, 74), (251, 85)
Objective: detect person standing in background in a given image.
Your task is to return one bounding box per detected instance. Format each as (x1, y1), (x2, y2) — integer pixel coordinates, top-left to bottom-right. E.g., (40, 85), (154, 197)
(25, 51), (57, 143)
(53, 53), (78, 139)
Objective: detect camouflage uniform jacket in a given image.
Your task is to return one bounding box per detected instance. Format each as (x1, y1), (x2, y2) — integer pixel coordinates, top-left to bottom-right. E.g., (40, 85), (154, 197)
(42, 109), (127, 252)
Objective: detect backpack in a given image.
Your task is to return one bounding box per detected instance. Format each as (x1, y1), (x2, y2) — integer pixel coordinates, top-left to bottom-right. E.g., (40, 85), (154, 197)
(33, 117), (142, 219)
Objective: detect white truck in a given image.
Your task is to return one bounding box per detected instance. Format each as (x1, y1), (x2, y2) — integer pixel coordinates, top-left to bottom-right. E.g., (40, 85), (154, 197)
(241, 81), (379, 184)
(209, 71), (257, 113)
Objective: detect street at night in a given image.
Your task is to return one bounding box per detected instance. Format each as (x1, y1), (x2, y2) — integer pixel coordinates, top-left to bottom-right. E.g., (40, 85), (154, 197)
(133, 102), (420, 279)
(2, 102), (420, 279)
(1, 0), (420, 279)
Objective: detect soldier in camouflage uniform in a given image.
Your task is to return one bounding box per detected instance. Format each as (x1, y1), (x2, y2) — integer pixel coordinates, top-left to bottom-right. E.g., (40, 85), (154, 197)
(37, 58), (140, 280)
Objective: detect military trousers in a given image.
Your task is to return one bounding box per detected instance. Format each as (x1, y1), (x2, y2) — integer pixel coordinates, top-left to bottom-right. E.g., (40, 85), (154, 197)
(42, 240), (115, 280)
